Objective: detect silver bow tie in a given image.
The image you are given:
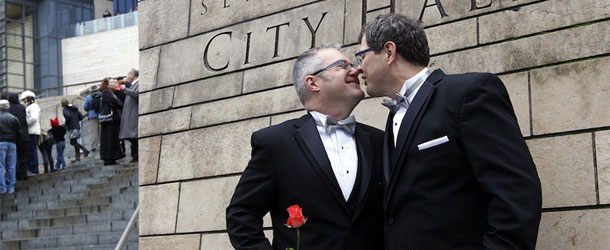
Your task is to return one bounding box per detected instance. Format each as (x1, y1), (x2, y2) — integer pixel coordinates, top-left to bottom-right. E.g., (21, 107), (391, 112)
(325, 115), (356, 134)
(381, 92), (409, 113)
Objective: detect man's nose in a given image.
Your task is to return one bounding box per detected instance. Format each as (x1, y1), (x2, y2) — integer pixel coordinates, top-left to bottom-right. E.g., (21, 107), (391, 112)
(348, 66), (362, 76)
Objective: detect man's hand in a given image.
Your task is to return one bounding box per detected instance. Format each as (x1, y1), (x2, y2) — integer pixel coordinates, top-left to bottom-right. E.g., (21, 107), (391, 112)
(120, 85), (126, 90)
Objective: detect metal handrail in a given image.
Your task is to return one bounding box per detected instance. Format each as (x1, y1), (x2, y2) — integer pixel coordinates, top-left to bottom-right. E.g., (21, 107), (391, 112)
(29, 76), (126, 98)
(115, 205), (139, 250)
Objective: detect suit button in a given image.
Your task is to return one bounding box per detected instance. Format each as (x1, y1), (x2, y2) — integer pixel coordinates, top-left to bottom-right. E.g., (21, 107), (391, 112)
(387, 218), (394, 225)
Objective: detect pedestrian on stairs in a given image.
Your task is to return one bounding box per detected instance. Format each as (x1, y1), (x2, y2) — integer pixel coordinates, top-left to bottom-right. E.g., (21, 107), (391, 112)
(37, 130), (54, 173)
(50, 117), (67, 170)
(83, 85), (101, 153)
(20, 90), (40, 175)
(1, 92), (29, 181)
(0, 99), (21, 194)
(119, 69), (139, 163)
(99, 78), (125, 166)
(61, 99), (90, 163)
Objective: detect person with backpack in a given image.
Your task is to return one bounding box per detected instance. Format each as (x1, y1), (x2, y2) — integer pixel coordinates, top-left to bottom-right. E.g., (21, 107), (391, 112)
(62, 99), (90, 162)
(83, 85), (101, 153)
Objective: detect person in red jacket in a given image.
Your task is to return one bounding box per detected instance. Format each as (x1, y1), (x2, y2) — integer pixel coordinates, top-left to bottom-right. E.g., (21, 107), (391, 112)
(49, 117), (67, 170)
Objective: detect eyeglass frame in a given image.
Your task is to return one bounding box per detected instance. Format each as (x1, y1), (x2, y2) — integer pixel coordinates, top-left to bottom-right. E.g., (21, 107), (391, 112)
(311, 59), (355, 76)
(354, 48), (374, 65)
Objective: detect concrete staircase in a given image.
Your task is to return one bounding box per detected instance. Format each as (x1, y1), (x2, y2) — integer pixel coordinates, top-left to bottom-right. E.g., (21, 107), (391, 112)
(0, 160), (139, 250)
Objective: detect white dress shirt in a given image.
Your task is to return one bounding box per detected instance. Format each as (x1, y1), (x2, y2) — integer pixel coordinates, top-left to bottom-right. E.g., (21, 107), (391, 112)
(310, 111), (358, 201)
(393, 68), (431, 146)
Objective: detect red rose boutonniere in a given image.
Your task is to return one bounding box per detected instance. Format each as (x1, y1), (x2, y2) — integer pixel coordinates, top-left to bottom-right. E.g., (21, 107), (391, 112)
(285, 205), (307, 250)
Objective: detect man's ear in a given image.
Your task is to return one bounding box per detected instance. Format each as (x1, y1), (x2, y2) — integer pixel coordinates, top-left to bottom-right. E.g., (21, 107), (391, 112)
(384, 41), (397, 66)
(305, 75), (321, 93)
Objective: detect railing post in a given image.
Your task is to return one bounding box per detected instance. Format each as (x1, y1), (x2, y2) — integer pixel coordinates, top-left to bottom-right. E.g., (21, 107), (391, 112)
(115, 205), (139, 250)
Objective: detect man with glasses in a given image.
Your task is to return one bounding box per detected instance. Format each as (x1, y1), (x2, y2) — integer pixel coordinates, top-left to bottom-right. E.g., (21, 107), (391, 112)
(226, 44), (385, 250)
(355, 14), (542, 249)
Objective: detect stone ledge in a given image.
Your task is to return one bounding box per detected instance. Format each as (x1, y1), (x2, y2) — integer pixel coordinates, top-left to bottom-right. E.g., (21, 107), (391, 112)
(138, 0), (190, 49)
(172, 72), (243, 107)
(139, 183), (180, 235)
(139, 234), (201, 250)
(396, 0), (539, 27)
(138, 136), (162, 186)
(479, 0), (610, 44)
(190, 86), (302, 128)
(157, 118), (270, 182)
(139, 87), (174, 114)
(430, 21), (610, 75)
(595, 130), (610, 205)
(527, 133), (596, 208)
(139, 46), (161, 92)
(139, 107), (192, 137)
(176, 176), (240, 233)
(538, 209), (610, 249)
(531, 56), (610, 135)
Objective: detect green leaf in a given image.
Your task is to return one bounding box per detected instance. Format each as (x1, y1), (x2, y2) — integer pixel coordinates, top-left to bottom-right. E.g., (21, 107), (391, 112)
(286, 248), (295, 250)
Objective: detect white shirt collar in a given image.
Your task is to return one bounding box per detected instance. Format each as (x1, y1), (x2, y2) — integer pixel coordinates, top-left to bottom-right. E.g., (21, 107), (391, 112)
(398, 67), (430, 99)
(310, 111), (328, 127)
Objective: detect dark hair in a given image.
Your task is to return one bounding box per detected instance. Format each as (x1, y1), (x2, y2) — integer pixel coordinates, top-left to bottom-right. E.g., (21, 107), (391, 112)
(360, 14), (430, 67)
(100, 78), (110, 91)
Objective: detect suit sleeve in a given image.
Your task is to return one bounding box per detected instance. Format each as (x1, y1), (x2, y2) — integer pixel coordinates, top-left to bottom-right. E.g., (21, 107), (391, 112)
(459, 74), (542, 250)
(123, 83), (139, 99)
(226, 131), (274, 250)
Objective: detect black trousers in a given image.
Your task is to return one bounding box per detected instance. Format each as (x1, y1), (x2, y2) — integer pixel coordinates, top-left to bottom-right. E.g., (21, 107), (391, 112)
(38, 142), (54, 173)
(70, 138), (89, 160)
(16, 140), (28, 180)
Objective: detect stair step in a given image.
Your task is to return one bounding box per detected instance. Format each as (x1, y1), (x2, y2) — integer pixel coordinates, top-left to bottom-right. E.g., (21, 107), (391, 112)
(0, 159), (139, 250)
(1, 230), (138, 249)
(2, 200), (137, 222)
(2, 184), (137, 212)
(1, 220), (138, 241)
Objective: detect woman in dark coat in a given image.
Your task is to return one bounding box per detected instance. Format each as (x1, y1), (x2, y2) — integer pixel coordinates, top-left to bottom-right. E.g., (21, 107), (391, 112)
(99, 78), (125, 165)
(62, 99), (89, 162)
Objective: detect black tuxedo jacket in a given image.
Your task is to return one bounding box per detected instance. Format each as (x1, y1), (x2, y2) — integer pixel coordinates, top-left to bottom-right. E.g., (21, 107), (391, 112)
(384, 70), (542, 250)
(227, 114), (385, 250)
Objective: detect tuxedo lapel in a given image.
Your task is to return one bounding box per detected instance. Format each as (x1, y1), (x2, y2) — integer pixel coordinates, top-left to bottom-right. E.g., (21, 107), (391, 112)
(351, 125), (373, 222)
(382, 112), (394, 186)
(390, 82), (435, 169)
(293, 114), (349, 212)
(386, 70), (444, 203)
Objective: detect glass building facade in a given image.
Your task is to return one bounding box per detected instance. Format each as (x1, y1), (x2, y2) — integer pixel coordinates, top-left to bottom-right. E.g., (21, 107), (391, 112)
(0, 0), (93, 97)
(113, 0), (136, 15)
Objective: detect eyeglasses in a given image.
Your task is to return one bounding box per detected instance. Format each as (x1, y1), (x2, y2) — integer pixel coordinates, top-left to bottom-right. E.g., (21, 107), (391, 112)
(354, 48), (374, 65)
(311, 59), (355, 76)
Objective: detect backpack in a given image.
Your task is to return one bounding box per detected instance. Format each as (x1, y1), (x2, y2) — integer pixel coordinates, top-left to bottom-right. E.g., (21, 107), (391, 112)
(90, 92), (101, 113)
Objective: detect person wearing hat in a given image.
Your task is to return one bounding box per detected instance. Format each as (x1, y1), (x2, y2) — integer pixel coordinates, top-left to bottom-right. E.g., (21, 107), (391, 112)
(49, 117), (67, 170)
(62, 98), (89, 162)
(83, 84), (101, 153)
(0, 99), (21, 193)
(20, 90), (41, 175)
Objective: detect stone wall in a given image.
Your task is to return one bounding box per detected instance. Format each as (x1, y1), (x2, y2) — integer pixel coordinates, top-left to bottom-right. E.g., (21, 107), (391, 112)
(137, 0), (610, 249)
